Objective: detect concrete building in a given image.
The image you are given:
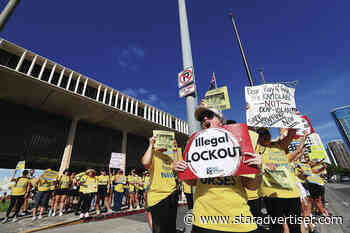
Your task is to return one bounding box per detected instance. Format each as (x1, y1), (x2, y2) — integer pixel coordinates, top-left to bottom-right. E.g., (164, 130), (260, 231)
(331, 106), (350, 151)
(0, 38), (189, 173)
(326, 140), (350, 169)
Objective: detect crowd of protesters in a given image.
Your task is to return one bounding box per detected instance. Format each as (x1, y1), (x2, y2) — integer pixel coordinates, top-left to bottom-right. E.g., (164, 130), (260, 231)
(1, 167), (152, 223)
(2, 102), (329, 233)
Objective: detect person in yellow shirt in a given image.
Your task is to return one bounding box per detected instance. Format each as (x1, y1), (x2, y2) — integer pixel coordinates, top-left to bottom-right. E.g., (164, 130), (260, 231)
(79, 169), (98, 218)
(174, 106), (262, 233)
(2, 169), (31, 223)
(141, 136), (182, 233)
(255, 127), (303, 233)
(53, 169), (72, 217)
(112, 169), (126, 212)
(128, 170), (137, 209)
(31, 176), (50, 221)
(96, 169), (112, 214)
(137, 174), (144, 208)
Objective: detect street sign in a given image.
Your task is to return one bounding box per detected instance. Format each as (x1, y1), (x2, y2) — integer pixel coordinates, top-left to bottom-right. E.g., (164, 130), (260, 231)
(179, 83), (195, 98)
(178, 67), (194, 88)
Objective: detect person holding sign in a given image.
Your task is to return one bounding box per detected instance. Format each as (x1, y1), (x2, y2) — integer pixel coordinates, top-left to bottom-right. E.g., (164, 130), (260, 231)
(255, 126), (305, 233)
(112, 169), (126, 212)
(174, 104), (262, 233)
(141, 137), (182, 233)
(2, 169), (31, 223)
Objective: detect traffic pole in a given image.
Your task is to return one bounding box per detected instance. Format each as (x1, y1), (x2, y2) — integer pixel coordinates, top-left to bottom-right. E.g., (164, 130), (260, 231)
(178, 0), (201, 135)
(0, 0), (21, 32)
(228, 13), (254, 87)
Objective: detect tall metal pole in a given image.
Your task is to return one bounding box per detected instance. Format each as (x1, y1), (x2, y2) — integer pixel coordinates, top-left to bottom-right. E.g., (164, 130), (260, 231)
(178, 0), (200, 134)
(258, 68), (266, 84)
(0, 0), (21, 32)
(229, 13), (254, 86)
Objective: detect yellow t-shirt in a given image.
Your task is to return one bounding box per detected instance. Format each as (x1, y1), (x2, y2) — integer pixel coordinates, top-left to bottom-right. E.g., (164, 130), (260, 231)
(113, 175), (126, 192)
(183, 181), (192, 194)
(97, 175), (110, 186)
(80, 175), (98, 194)
(257, 143), (300, 198)
(58, 174), (72, 189)
(193, 177), (257, 232)
(147, 151), (178, 207)
(143, 176), (150, 190)
(308, 163), (325, 185)
(12, 177), (30, 196)
(245, 188), (260, 201)
(37, 178), (50, 192)
(49, 180), (56, 191)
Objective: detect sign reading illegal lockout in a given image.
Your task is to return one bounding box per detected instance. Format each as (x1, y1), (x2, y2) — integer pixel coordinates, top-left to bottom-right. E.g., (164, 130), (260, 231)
(182, 128), (241, 178)
(178, 67), (194, 88)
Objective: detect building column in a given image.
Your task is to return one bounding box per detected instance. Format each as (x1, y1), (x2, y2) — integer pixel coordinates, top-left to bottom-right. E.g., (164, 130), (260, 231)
(82, 78), (88, 96)
(121, 131), (128, 174)
(148, 106), (151, 120)
(74, 75), (81, 93)
(38, 59), (47, 80)
(66, 71), (73, 90)
(103, 87), (107, 104)
(59, 118), (79, 173)
(130, 99), (134, 114)
(152, 108), (155, 122)
(27, 55), (37, 76)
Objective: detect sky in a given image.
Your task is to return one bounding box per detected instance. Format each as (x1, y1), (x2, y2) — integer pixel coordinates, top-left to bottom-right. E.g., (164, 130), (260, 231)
(1, 1), (349, 145)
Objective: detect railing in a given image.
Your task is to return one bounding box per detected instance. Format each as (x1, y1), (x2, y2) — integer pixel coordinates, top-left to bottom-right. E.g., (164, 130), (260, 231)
(0, 38), (189, 135)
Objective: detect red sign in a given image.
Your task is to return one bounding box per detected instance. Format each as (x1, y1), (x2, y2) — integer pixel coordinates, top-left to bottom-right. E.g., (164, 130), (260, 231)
(178, 67), (194, 88)
(295, 115), (315, 138)
(178, 123), (260, 180)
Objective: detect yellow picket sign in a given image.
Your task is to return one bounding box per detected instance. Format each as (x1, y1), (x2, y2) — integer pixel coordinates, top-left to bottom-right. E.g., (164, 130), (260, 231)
(15, 160), (25, 170)
(309, 145), (326, 160)
(41, 169), (59, 181)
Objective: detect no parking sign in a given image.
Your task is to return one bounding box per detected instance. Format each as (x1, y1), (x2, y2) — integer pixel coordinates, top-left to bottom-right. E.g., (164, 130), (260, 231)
(178, 67), (194, 88)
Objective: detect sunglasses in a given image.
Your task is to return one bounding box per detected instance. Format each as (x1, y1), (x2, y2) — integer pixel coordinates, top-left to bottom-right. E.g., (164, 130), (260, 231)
(198, 111), (215, 122)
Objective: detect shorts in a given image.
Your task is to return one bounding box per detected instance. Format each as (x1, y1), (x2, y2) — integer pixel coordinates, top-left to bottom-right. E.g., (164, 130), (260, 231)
(70, 189), (80, 197)
(97, 185), (108, 199)
(308, 183), (323, 199)
(55, 189), (69, 196)
(34, 191), (50, 209)
(149, 191), (178, 233)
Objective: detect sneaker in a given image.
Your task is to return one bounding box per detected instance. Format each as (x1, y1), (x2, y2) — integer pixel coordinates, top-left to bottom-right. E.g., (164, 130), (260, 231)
(84, 212), (89, 218)
(80, 213), (84, 219)
(96, 210), (100, 215)
(48, 209), (52, 216)
(12, 217), (18, 223)
(2, 217), (8, 224)
(31, 216), (37, 221)
(38, 215), (43, 220)
(59, 212), (63, 217)
(107, 209), (113, 213)
(51, 212), (56, 217)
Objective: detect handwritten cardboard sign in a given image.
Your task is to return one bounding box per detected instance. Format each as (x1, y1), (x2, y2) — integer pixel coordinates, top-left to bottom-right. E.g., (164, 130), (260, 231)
(178, 124), (260, 180)
(153, 130), (175, 152)
(245, 84), (302, 128)
(109, 152), (126, 169)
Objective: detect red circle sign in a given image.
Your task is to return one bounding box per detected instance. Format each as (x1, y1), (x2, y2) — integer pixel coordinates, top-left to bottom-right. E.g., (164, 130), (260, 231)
(179, 69), (193, 85)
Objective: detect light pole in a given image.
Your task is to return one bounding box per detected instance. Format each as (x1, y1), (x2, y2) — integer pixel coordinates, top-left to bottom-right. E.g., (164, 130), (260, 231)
(0, 0), (21, 32)
(178, 0), (201, 135)
(229, 13), (254, 86)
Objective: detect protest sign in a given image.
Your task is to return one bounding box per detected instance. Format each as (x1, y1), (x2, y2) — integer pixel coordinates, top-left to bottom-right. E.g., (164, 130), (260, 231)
(295, 115), (315, 138)
(263, 167), (293, 190)
(245, 84), (302, 128)
(153, 130), (175, 152)
(15, 160), (25, 170)
(178, 124), (260, 180)
(41, 169), (59, 181)
(307, 133), (327, 160)
(204, 86), (231, 110)
(109, 152), (126, 169)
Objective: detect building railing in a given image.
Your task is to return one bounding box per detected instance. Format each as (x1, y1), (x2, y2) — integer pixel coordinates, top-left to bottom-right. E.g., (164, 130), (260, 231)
(0, 38), (189, 135)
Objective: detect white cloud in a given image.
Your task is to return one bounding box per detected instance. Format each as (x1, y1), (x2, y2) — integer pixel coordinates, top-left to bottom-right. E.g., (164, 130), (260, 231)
(138, 88), (148, 94)
(120, 88), (168, 111)
(114, 45), (145, 71)
(121, 88), (138, 98)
